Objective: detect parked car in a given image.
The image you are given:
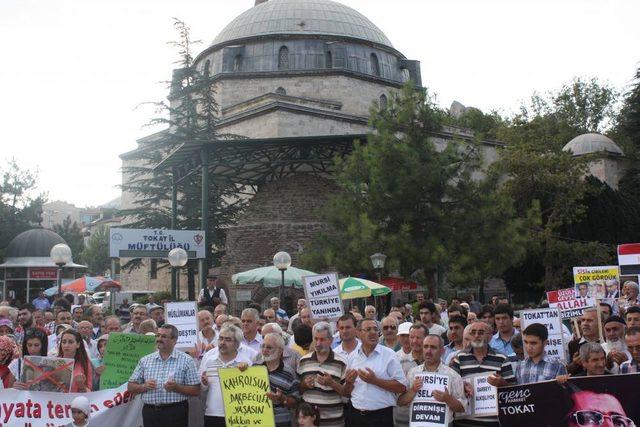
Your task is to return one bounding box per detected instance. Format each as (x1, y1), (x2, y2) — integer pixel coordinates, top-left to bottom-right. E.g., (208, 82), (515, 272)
(97, 290), (157, 309)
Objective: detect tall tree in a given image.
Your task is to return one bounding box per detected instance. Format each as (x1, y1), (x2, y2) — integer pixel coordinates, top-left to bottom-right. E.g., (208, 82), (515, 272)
(52, 216), (85, 261)
(81, 225), (110, 275)
(119, 19), (245, 272)
(302, 85), (526, 297)
(0, 159), (45, 260)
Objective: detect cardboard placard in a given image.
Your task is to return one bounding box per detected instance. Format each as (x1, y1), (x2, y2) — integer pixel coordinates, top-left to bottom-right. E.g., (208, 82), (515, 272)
(410, 372), (450, 427)
(302, 273), (344, 321)
(546, 288), (596, 319)
(218, 365), (275, 426)
(573, 266), (620, 299)
(519, 307), (566, 362)
(165, 301), (198, 349)
(20, 356), (74, 393)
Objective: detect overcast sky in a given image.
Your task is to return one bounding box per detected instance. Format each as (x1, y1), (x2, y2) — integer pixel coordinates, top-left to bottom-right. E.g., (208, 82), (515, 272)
(1, 0), (638, 208)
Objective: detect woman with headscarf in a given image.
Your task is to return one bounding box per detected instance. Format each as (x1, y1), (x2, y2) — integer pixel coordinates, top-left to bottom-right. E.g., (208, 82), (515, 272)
(65, 396), (91, 427)
(7, 327), (48, 389)
(0, 335), (19, 388)
(57, 328), (93, 392)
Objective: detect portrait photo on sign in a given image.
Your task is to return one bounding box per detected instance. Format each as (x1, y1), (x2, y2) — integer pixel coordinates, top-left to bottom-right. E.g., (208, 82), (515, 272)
(497, 374), (640, 427)
(20, 356), (74, 392)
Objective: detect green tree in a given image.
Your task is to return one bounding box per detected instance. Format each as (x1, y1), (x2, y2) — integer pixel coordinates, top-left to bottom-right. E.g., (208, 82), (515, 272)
(81, 225), (110, 275)
(0, 159), (45, 260)
(52, 216), (85, 261)
(302, 85), (526, 297)
(119, 19), (245, 272)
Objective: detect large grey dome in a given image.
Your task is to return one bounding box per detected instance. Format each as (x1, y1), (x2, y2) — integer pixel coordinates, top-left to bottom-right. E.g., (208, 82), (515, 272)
(212, 0), (393, 48)
(563, 133), (624, 156)
(6, 229), (67, 258)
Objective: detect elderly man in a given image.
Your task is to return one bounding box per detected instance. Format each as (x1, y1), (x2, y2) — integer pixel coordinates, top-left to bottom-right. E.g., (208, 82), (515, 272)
(299, 307), (314, 327)
(240, 308), (263, 353)
(451, 321), (515, 426)
(270, 297), (289, 326)
(298, 322), (349, 426)
(602, 315), (629, 373)
(103, 315), (122, 334)
(261, 332), (300, 427)
(559, 343), (610, 381)
(149, 305), (165, 328)
(287, 298), (307, 333)
(398, 335), (466, 424)
(123, 305), (148, 334)
(620, 326), (640, 373)
(196, 310), (217, 360)
(394, 323), (428, 427)
(87, 305), (104, 339)
(346, 318), (407, 427)
(198, 274), (228, 307)
(260, 322), (299, 373)
(567, 308), (601, 375)
(622, 280), (640, 305)
(263, 308), (277, 324)
(379, 316), (400, 351)
(200, 324), (253, 427)
(77, 320), (99, 358)
(128, 324), (200, 427)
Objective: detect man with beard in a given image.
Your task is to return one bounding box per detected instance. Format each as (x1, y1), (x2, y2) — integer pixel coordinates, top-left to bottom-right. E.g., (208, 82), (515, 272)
(347, 318), (407, 427)
(567, 308), (601, 375)
(602, 315), (629, 373)
(261, 332), (300, 427)
(200, 324), (252, 427)
(260, 322), (300, 373)
(15, 303), (35, 344)
(398, 335), (466, 424)
(451, 321), (514, 426)
(298, 322), (349, 426)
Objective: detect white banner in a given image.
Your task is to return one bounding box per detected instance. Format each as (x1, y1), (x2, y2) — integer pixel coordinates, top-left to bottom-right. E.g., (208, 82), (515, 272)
(109, 228), (206, 258)
(0, 384), (142, 427)
(520, 307), (566, 362)
(302, 273), (344, 321)
(165, 301), (199, 349)
(471, 374), (498, 416)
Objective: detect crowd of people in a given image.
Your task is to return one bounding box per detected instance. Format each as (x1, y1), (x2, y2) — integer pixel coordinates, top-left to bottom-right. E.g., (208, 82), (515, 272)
(0, 276), (639, 427)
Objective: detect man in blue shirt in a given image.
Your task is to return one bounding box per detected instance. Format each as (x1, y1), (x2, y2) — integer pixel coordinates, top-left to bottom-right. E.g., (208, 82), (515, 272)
(31, 291), (51, 311)
(489, 303), (516, 356)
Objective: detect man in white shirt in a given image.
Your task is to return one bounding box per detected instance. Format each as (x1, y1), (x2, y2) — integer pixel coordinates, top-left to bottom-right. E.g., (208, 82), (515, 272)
(346, 318), (407, 427)
(398, 334), (467, 424)
(198, 275), (228, 307)
(240, 308), (263, 353)
(418, 302), (446, 336)
(333, 313), (361, 367)
(395, 323), (428, 427)
(199, 324), (252, 427)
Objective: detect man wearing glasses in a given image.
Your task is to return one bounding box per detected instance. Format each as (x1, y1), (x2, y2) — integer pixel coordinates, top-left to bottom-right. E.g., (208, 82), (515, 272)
(346, 318), (407, 427)
(451, 321), (515, 426)
(379, 316), (401, 351)
(565, 390), (635, 427)
(620, 326), (640, 374)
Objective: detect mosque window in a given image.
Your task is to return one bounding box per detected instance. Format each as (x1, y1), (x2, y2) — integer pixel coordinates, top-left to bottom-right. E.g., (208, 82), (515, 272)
(278, 46), (289, 70)
(275, 87), (286, 95)
(326, 51), (332, 69)
(370, 53), (380, 76)
(233, 54), (243, 71)
(379, 94), (388, 109)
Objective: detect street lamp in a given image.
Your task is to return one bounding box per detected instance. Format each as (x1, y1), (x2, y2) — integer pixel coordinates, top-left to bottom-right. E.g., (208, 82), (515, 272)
(50, 243), (72, 295)
(273, 251), (291, 302)
(168, 248), (188, 300)
(370, 252), (387, 282)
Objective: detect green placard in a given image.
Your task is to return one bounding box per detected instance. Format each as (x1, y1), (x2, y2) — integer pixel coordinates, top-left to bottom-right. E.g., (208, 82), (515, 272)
(99, 332), (156, 390)
(219, 365), (275, 426)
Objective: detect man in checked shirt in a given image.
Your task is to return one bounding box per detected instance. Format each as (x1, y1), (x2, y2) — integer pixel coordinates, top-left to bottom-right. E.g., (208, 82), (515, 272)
(128, 324), (200, 427)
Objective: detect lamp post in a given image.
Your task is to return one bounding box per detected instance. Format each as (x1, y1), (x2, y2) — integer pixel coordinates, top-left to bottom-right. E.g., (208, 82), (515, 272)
(50, 243), (72, 296)
(168, 248), (188, 300)
(370, 252), (386, 283)
(273, 251), (291, 302)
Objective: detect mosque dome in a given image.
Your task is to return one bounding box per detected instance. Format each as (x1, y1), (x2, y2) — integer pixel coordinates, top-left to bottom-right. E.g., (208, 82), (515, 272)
(211, 0), (393, 48)
(563, 133), (624, 156)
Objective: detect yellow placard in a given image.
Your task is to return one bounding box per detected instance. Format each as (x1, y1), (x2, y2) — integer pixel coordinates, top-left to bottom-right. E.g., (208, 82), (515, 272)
(218, 365), (275, 427)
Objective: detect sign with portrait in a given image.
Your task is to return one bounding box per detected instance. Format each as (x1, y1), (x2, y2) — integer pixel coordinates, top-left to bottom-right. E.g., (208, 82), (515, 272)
(20, 356), (74, 393)
(573, 266), (620, 299)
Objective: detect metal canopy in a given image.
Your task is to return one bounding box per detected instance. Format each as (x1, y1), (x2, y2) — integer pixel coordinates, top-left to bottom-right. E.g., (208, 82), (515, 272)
(155, 134), (367, 185)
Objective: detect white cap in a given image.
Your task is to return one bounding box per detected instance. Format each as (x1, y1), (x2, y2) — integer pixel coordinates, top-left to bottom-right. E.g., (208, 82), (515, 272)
(398, 322), (412, 335)
(71, 396), (91, 418)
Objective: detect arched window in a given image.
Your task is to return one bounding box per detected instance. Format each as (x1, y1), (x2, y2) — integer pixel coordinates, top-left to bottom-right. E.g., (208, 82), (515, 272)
(325, 51), (332, 69)
(275, 87), (286, 96)
(370, 53), (380, 76)
(278, 46), (289, 70)
(379, 94), (388, 109)
(233, 54), (243, 71)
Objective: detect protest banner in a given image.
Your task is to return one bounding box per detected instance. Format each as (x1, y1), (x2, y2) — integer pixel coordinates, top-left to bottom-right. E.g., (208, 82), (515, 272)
(218, 365), (275, 427)
(498, 374), (640, 427)
(0, 383), (143, 426)
(100, 332), (157, 390)
(165, 301), (198, 349)
(470, 374), (498, 416)
(573, 265), (620, 299)
(20, 356), (74, 393)
(409, 372), (450, 427)
(546, 288), (596, 319)
(302, 273), (344, 321)
(520, 307), (566, 362)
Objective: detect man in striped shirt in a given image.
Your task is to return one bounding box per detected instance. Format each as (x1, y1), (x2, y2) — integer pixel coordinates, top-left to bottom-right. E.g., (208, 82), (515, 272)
(451, 321), (515, 427)
(261, 332), (299, 427)
(298, 322), (349, 427)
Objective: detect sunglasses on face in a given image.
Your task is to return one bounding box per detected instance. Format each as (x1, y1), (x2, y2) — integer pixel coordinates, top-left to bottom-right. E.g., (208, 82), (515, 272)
(570, 410), (635, 427)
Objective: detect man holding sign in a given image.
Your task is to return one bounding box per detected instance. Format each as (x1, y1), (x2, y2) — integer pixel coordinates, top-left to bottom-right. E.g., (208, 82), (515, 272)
(398, 335), (466, 426)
